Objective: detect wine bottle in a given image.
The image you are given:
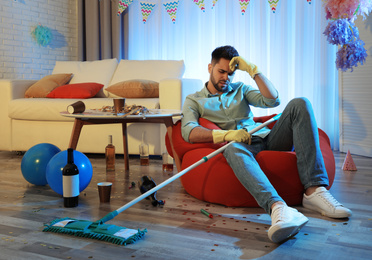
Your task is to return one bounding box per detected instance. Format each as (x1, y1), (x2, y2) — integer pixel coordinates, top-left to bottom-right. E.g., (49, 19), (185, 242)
(63, 148), (79, 207)
(106, 135), (115, 171)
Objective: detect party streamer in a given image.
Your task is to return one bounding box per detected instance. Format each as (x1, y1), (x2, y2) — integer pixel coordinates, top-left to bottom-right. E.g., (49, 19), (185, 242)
(140, 2), (156, 23)
(212, 0), (219, 9)
(163, 1), (179, 23)
(193, 0), (205, 12)
(268, 0), (279, 13)
(118, 0), (134, 16)
(238, 0), (250, 15)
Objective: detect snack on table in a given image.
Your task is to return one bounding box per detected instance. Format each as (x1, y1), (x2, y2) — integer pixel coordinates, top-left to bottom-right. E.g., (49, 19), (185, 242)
(93, 104), (150, 115)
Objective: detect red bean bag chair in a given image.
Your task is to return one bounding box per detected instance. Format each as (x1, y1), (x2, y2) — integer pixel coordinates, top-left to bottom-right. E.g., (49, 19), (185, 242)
(165, 114), (335, 207)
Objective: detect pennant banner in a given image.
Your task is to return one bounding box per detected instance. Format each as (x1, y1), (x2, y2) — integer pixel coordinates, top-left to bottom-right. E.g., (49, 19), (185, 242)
(140, 2), (156, 23)
(117, 0), (315, 22)
(193, 0), (205, 12)
(268, 0), (279, 13)
(118, 0), (134, 16)
(239, 0), (250, 15)
(212, 0), (219, 9)
(163, 1), (179, 24)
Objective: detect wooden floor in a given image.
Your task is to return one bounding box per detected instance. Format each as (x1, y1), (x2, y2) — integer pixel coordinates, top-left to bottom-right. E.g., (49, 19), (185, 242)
(0, 150), (371, 260)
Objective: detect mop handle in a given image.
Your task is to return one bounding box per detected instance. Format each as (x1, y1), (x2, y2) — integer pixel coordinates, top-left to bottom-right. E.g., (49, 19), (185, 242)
(98, 113), (281, 223)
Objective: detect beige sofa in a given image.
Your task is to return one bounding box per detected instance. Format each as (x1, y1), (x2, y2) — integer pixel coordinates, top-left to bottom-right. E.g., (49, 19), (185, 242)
(0, 59), (202, 155)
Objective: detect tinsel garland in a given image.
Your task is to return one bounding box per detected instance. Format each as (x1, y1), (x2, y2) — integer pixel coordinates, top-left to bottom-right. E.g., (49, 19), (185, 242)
(322, 0), (371, 72)
(31, 24), (53, 47)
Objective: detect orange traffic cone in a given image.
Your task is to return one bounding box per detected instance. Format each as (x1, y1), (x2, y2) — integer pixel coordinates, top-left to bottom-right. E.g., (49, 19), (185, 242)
(342, 150), (357, 171)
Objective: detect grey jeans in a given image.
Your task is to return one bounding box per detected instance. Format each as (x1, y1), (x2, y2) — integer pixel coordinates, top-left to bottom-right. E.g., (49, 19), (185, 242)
(223, 97), (329, 214)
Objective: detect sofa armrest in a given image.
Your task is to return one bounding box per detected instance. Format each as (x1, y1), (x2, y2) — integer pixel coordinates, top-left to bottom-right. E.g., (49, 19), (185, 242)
(0, 80), (36, 151)
(159, 78), (203, 110)
(0, 79), (37, 100)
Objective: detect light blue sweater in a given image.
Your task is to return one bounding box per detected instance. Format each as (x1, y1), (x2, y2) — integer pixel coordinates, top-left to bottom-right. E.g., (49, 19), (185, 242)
(181, 82), (280, 143)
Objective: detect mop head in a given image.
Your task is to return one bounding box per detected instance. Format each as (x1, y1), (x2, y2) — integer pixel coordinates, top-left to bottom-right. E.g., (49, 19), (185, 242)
(43, 217), (146, 245)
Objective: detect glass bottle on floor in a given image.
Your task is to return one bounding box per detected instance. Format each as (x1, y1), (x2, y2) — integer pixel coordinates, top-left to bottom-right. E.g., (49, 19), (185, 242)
(139, 132), (149, 166)
(106, 135), (115, 171)
(162, 152), (174, 172)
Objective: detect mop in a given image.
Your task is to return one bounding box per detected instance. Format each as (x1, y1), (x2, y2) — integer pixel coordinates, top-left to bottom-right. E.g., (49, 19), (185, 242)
(43, 113), (281, 245)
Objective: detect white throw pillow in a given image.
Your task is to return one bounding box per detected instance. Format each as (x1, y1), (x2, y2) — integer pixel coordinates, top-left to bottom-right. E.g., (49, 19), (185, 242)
(109, 60), (185, 88)
(52, 58), (118, 97)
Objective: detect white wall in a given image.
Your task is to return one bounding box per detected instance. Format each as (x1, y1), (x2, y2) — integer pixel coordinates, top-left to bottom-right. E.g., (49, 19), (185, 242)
(0, 0), (78, 80)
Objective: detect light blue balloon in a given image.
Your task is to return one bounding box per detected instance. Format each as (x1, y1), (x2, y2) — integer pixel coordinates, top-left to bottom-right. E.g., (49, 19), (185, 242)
(21, 143), (61, 186)
(46, 150), (93, 195)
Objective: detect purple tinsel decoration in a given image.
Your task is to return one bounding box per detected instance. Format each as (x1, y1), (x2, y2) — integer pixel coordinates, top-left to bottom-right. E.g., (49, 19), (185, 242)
(336, 39), (367, 72)
(323, 19), (359, 45)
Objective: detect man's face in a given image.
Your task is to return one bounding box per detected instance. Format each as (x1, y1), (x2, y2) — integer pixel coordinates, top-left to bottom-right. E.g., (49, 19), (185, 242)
(208, 58), (235, 94)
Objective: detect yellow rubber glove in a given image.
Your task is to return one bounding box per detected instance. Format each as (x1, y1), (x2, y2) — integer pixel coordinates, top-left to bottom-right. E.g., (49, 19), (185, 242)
(229, 56), (260, 79)
(212, 129), (251, 144)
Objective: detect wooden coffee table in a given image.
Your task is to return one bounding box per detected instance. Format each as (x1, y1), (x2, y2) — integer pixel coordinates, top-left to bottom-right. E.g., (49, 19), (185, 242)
(61, 109), (182, 171)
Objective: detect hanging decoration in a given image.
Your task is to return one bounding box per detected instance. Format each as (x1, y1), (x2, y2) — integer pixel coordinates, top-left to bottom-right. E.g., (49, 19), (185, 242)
(193, 0), (205, 12)
(118, 0), (134, 16)
(140, 2), (156, 23)
(323, 0), (372, 72)
(268, 0), (279, 13)
(212, 0), (219, 9)
(31, 24), (53, 47)
(164, 1), (179, 24)
(116, 0), (315, 22)
(238, 0), (251, 15)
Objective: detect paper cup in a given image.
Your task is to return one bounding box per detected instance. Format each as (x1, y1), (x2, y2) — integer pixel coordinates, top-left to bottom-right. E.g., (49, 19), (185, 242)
(113, 98), (125, 114)
(97, 182), (112, 203)
(67, 101), (85, 114)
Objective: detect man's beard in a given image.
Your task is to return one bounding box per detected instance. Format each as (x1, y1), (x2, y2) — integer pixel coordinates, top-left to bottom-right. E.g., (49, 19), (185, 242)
(210, 74), (230, 93)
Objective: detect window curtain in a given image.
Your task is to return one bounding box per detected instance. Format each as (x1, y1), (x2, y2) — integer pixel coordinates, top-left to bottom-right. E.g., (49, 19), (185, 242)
(77, 0), (128, 61)
(125, 0), (339, 149)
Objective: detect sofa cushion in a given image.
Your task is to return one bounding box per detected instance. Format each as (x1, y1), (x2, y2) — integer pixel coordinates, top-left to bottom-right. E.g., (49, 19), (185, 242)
(46, 82), (104, 99)
(24, 73), (72, 98)
(8, 98), (160, 121)
(108, 60), (185, 97)
(52, 58), (118, 98)
(106, 80), (159, 98)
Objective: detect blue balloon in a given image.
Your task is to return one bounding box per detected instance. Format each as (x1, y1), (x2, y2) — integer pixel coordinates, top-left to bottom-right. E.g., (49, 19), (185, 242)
(46, 150), (93, 195)
(21, 143), (61, 186)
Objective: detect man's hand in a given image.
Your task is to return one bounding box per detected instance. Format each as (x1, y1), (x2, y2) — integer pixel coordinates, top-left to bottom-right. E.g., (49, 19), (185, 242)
(212, 129), (251, 144)
(229, 56), (260, 79)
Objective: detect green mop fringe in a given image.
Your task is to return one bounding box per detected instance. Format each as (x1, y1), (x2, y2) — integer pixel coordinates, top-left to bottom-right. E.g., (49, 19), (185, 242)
(43, 217), (147, 246)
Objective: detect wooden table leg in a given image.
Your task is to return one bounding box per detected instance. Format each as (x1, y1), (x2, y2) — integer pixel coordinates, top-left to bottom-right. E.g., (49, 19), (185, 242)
(121, 122), (129, 170)
(69, 119), (84, 150)
(163, 117), (182, 172)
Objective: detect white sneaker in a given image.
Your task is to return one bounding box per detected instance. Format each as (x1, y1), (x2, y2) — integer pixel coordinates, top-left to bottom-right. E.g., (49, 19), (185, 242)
(303, 187), (352, 218)
(268, 204), (309, 243)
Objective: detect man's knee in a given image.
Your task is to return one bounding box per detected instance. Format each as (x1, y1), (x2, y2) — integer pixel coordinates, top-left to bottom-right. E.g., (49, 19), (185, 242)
(225, 142), (243, 154)
(288, 97), (311, 109)
(224, 142), (255, 159)
(287, 97), (314, 116)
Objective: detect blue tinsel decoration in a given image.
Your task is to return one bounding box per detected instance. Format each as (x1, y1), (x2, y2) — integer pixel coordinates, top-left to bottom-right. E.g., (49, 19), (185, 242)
(323, 19), (359, 45)
(31, 24), (52, 47)
(336, 39), (367, 72)
(324, 18), (368, 72)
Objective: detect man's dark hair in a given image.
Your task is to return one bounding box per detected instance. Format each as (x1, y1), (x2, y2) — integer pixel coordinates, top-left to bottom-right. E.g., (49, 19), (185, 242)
(211, 45), (239, 65)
